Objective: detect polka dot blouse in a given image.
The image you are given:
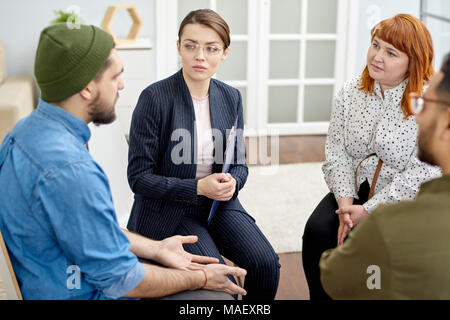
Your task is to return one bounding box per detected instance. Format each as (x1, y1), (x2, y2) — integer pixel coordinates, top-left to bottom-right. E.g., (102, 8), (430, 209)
(322, 76), (442, 213)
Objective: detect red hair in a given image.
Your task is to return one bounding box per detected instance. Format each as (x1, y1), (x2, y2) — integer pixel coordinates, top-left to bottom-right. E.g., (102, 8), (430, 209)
(359, 14), (434, 118)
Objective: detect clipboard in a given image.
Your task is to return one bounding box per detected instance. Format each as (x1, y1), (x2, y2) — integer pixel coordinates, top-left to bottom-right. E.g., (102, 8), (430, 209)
(207, 118), (238, 224)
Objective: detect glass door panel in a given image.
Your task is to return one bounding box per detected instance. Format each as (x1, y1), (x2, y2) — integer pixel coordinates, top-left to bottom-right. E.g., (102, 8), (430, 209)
(268, 86), (298, 123)
(216, 41), (247, 81)
(303, 85), (333, 122)
(269, 40), (300, 79)
(306, 0), (337, 33)
(270, 0), (302, 34)
(216, 0), (248, 34)
(305, 40), (335, 78)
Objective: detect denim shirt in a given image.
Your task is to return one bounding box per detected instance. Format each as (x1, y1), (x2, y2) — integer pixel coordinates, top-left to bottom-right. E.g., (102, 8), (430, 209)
(0, 99), (144, 299)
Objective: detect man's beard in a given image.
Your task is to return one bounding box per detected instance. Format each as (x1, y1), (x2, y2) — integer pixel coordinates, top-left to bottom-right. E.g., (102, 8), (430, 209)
(417, 117), (438, 167)
(88, 92), (118, 126)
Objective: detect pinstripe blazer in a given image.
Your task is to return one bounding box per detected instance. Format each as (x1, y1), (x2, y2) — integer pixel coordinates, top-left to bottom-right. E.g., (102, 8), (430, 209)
(127, 69), (250, 240)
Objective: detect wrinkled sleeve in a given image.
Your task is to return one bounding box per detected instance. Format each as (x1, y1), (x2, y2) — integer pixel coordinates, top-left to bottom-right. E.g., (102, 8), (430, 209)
(37, 161), (143, 298)
(363, 145), (441, 213)
(322, 86), (357, 200)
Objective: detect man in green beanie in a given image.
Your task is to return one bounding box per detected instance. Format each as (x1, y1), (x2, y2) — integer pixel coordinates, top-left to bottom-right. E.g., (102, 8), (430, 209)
(0, 23), (246, 300)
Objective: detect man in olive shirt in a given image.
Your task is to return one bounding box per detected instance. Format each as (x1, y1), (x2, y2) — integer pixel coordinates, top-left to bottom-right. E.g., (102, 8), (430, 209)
(319, 52), (450, 299)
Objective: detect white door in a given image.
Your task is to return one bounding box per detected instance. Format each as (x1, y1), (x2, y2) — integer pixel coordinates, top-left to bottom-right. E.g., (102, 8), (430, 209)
(156, 0), (356, 135)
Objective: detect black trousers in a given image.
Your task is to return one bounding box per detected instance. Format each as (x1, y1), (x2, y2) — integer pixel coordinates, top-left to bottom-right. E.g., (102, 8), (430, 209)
(301, 180), (370, 300)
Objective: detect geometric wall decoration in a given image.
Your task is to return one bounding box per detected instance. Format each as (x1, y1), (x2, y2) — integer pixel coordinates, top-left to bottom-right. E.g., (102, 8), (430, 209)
(101, 4), (143, 45)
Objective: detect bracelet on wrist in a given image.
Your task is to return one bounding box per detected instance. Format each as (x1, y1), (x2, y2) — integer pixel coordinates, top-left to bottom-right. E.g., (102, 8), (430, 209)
(200, 268), (207, 289)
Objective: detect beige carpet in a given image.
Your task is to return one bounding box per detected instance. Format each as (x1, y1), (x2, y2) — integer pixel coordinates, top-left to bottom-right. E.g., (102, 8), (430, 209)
(0, 280), (6, 299)
(239, 162), (328, 254)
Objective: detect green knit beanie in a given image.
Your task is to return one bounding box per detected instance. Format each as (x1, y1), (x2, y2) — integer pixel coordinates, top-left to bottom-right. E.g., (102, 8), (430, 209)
(34, 23), (114, 102)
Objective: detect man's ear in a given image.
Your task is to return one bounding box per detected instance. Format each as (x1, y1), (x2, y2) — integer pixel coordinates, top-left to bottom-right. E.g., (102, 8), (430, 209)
(79, 82), (95, 101)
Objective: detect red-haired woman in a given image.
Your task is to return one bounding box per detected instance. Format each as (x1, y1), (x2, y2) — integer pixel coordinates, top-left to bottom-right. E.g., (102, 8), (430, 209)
(127, 9), (280, 300)
(302, 14), (441, 299)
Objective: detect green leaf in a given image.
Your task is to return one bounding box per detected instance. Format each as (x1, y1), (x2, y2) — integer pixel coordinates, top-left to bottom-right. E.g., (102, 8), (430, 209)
(50, 9), (83, 25)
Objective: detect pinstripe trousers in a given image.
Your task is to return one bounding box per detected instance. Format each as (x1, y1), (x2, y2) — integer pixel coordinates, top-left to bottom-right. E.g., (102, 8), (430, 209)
(174, 203), (281, 300)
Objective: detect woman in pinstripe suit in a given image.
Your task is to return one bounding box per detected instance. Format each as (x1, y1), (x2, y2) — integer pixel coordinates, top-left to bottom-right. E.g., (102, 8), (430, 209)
(126, 9), (280, 300)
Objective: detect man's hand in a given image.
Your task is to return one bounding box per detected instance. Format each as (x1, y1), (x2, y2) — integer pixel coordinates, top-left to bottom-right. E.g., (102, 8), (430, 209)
(336, 205), (369, 245)
(197, 173), (236, 201)
(125, 261), (247, 298)
(154, 235), (219, 270)
(191, 264), (247, 296)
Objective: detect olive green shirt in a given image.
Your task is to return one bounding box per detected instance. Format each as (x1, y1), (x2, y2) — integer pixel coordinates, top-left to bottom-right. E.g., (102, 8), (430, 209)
(319, 175), (450, 299)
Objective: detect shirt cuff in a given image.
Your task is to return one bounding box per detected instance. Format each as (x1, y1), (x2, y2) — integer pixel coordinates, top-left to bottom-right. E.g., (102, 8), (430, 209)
(332, 188), (358, 202)
(102, 261), (145, 299)
(363, 201), (378, 214)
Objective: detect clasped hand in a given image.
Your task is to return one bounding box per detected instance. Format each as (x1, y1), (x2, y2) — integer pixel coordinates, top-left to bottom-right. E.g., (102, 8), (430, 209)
(335, 205), (368, 246)
(197, 173), (236, 201)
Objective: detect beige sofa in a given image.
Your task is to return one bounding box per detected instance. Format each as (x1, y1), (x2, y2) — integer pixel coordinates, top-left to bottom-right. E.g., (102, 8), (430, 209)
(0, 41), (38, 144)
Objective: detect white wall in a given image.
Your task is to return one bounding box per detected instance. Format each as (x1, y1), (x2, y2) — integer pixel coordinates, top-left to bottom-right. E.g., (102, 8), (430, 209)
(422, 1), (450, 70)
(0, 0), (155, 77)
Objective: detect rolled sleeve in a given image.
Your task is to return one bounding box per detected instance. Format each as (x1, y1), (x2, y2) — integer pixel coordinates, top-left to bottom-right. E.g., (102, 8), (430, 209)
(103, 261), (145, 299)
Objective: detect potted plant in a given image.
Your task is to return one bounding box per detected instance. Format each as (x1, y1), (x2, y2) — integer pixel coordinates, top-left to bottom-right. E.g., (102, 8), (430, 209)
(51, 7), (83, 29)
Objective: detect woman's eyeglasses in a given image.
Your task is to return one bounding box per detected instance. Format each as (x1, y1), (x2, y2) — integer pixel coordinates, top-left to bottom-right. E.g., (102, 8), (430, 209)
(181, 43), (223, 56)
(409, 92), (450, 115)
